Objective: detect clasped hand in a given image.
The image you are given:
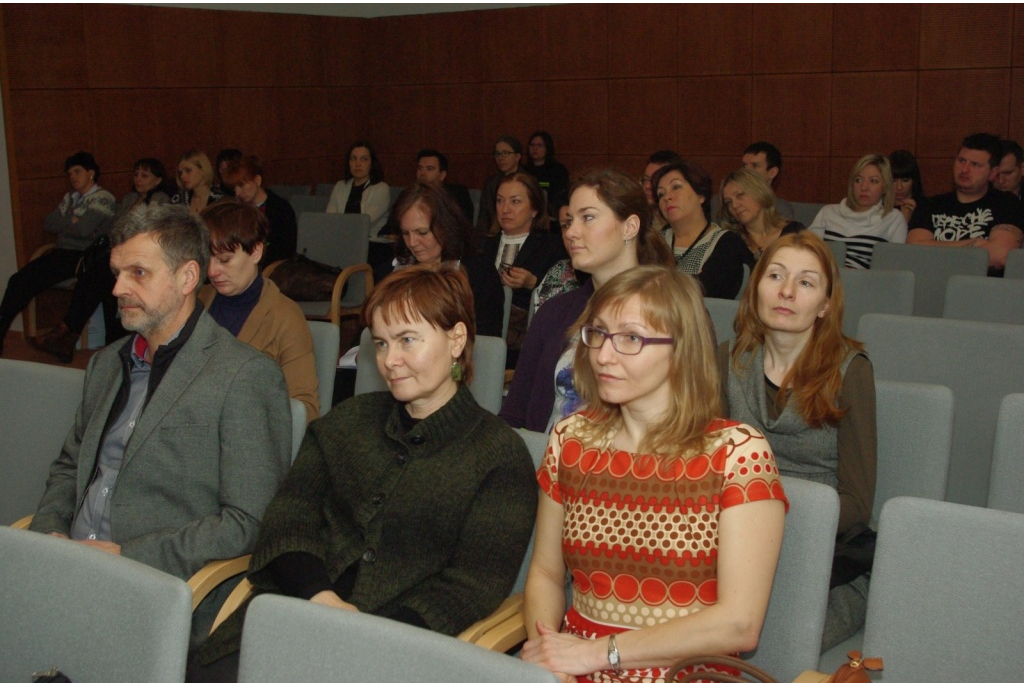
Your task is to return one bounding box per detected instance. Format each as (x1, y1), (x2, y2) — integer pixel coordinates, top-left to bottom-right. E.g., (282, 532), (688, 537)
(500, 266), (537, 290)
(521, 620), (606, 682)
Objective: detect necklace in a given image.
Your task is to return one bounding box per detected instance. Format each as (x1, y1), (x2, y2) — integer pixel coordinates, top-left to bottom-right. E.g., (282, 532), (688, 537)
(673, 220), (711, 261)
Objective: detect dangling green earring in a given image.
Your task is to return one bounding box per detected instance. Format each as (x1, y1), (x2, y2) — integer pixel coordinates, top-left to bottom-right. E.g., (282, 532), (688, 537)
(450, 360), (463, 382)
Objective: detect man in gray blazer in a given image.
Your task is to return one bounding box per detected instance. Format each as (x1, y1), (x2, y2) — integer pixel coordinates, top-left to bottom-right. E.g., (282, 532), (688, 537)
(30, 203), (291, 641)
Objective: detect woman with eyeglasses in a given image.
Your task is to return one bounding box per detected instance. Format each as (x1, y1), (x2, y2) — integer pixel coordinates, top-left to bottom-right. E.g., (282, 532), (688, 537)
(521, 266), (787, 682)
(476, 135), (524, 235)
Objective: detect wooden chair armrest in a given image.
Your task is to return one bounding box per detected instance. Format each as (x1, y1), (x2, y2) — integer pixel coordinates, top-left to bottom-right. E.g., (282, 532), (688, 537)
(261, 259), (286, 278)
(458, 593), (524, 644)
(10, 514), (34, 530)
(187, 554), (252, 611)
(330, 263), (375, 325)
(210, 577), (254, 635)
(472, 609), (529, 652)
(29, 243), (57, 261)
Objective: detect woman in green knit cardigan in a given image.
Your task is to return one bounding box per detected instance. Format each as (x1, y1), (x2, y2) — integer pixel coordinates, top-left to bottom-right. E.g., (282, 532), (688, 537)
(193, 265), (537, 679)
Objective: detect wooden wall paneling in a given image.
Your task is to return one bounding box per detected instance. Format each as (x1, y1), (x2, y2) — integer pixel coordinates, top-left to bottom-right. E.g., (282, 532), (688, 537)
(832, 5), (919, 72)
(1010, 67), (1024, 141)
(9, 89), (93, 180)
(155, 88), (221, 161)
(447, 153), (491, 190)
(145, 6), (224, 88)
(607, 78), (678, 157)
(677, 75), (751, 157)
(324, 87), (371, 166)
(919, 4), (1013, 69)
(89, 90), (164, 175)
(101, 171), (133, 203)
(376, 153), (409, 188)
(542, 80), (608, 157)
(479, 8), (542, 83)
(15, 176), (71, 264)
(776, 157), (831, 204)
(678, 4), (752, 76)
(540, 4), (608, 81)
(828, 157), (858, 204)
(607, 5), (676, 79)
(751, 4), (833, 74)
(690, 155), (744, 197)
(418, 12), (483, 85)
(368, 85), (426, 157)
(1014, 4), (1024, 67)
(916, 156), (954, 200)
(831, 71), (918, 157)
(607, 155), (649, 179)
(266, 87), (331, 161)
(479, 81), (546, 145)
(219, 12), (323, 88)
(373, 15), (431, 86)
(751, 74), (832, 157)
(213, 88), (270, 159)
(2, 5), (86, 90)
(915, 69), (1011, 157)
(263, 157), (327, 187)
(419, 83), (485, 156)
(322, 17), (371, 87)
(558, 154), (614, 177)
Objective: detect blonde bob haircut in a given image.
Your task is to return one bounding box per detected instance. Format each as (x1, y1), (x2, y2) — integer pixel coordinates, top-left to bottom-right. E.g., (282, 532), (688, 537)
(717, 168), (787, 241)
(571, 265), (720, 458)
(177, 149), (215, 191)
(846, 154), (895, 216)
(362, 264), (476, 386)
(732, 231), (863, 427)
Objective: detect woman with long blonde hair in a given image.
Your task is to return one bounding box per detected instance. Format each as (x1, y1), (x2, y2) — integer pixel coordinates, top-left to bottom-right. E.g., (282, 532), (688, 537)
(719, 230), (877, 650)
(522, 266), (787, 682)
(718, 168), (804, 266)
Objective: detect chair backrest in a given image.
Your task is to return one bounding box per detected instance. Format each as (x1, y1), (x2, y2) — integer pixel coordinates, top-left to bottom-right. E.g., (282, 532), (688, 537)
(791, 201), (824, 228)
(288, 398), (306, 464)
(872, 380), (952, 526)
(988, 393), (1024, 513)
(0, 527), (192, 681)
(288, 194), (330, 217)
(469, 188), (481, 225)
(238, 594), (558, 682)
(735, 262), (750, 300)
(742, 476), (839, 682)
(858, 313), (1024, 506)
(704, 296), (739, 343)
(268, 183), (310, 198)
(0, 359), (85, 525)
(502, 285), (513, 340)
(1005, 248), (1024, 279)
(296, 212), (372, 306)
(942, 274), (1024, 325)
(862, 497), (1024, 682)
(315, 182), (336, 197)
(871, 242), (988, 317)
(307, 321), (340, 414)
(389, 184), (403, 206)
(825, 239), (847, 267)
(354, 328), (507, 414)
(840, 269), (915, 338)
(504, 428), (549, 594)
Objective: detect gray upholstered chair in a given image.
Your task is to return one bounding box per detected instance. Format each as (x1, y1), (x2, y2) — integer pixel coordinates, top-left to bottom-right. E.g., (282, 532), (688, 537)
(704, 296), (740, 342)
(942, 274), (1024, 325)
(987, 393), (1024, 514)
(288, 398), (305, 463)
(287, 193), (330, 216)
(791, 202), (825, 228)
(263, 212), (374, 325)
(268, 184), (311, 199)
(0, 359), (84, 526)
(238, 594), (558, 682)
(502, 285), (513, 340)
(307, 320), (341, 414)
(825, 239), (847, 267)
(315, 182), (336, 197)
(0, 526), (192, 682)
(858, 313), (1024, 506)
(840, 269), (914, 337)
(1004, 248), (1024, 279)
(859, 497), (1024, 682)
(353, 327), (507, 415)
(871, 242), (988, 318)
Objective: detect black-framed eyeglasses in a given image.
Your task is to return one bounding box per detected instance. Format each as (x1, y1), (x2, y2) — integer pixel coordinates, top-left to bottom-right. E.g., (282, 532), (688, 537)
(493, 150), (517, 158)
(580, 325), (674, 355)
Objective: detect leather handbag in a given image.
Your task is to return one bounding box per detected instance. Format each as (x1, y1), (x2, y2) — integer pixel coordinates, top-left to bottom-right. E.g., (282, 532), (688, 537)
(667, 651), (882, 684)
(267, 254), (340, 302)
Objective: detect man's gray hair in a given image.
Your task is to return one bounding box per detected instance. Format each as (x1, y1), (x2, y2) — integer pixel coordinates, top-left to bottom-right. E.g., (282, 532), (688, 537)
(110, 203), (210, 275)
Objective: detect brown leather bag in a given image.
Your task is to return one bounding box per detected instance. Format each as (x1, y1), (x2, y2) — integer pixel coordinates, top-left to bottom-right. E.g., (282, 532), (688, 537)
(667, 651), (882, 684)
(267, 254), (340, 302)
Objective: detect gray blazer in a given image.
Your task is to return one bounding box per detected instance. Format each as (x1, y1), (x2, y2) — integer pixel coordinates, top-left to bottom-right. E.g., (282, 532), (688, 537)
(31, 310), (292, 580)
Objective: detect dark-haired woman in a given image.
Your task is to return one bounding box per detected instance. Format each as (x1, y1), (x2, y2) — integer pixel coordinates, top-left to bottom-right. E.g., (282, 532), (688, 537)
(888, 149), (926, 225)
(653, 160), (747, 299)
(0, 152), (116, 357)
(391, 183), (504, 337)
(326, 139), (390, 238)
(525, 130), (570, 226)
(222, 155), (297, 265)
(476, 135), (524, 234)
(718, 231), (876, 650)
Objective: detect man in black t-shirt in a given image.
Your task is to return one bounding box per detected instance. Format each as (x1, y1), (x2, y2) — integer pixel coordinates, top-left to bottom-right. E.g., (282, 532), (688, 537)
(908, 132), (1024, 272)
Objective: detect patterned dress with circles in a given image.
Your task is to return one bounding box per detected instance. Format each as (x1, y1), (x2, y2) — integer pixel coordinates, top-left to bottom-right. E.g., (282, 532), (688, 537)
(538, 413), (788, 683)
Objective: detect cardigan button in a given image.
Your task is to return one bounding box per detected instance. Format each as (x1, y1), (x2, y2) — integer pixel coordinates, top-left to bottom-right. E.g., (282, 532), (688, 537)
(362, 548), (377, 563)
(409, 435), (425, 445)
(372, 492), (385, 505)
(396, 454), (408, 465)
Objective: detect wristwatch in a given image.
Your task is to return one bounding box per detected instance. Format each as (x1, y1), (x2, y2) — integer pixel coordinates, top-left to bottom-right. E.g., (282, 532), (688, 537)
(607, 634), (621, 674)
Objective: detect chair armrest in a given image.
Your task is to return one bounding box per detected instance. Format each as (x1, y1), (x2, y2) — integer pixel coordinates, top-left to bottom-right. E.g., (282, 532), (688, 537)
(329, 263), (375, 324)
(210, 577), (254, 635)
(261, 259), (285, 278)
(10, 514), (34, 530)
(29, 243), (57, 261)
(457, 593), (524, 644)
(187, 554), (251, 611)
(472, 609), (530, 652)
